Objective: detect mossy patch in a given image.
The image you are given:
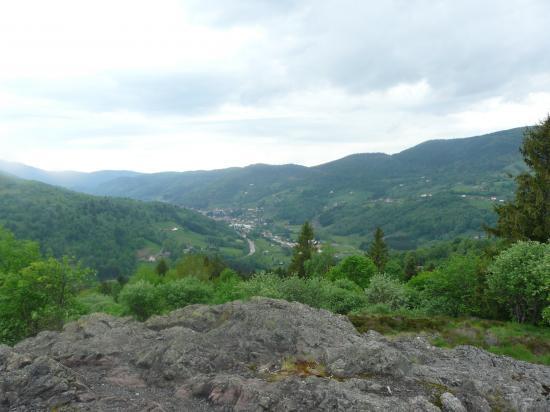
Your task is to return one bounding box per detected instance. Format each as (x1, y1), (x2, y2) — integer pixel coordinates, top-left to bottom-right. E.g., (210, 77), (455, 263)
(349, 313), (550, 365)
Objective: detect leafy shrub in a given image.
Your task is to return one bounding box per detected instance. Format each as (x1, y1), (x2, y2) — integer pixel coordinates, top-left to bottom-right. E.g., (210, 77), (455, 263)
(212, 268), (244, 303)
(158, 278), (214, 310)
(327, 255), (377, 288)
(98, 280), (123, 301)
(487, 241), (549, 324)
(75, 292), (125, 316)
(131, 265), (165, 285)
(316, 280), (368, 314)
(365, 273), (408, 310)
(119, 281), (164, 320)
(240, 273), (286, 300)
(407, 255), (483, 317)
(0, 257), (92, 344)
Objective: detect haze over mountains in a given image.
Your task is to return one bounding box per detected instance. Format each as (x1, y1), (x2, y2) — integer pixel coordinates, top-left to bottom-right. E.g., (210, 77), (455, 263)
(1, 127), (526, 251)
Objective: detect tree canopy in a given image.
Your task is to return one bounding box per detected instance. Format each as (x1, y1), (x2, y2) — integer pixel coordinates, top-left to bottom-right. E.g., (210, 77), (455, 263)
(289, 221), (315, 277)
(488, 116), (550, 242)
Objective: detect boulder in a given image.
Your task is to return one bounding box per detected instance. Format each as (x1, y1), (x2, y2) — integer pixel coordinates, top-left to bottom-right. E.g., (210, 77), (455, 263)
(1, 298), (548, 411)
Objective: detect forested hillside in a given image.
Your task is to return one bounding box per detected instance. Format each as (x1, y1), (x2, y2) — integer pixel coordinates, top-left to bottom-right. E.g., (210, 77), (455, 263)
(0, 127), (527, 249)
(0, 173), (246, 278)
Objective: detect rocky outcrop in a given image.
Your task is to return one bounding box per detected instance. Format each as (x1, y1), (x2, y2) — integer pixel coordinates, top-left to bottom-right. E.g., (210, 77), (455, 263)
(1, 298), (549, 411)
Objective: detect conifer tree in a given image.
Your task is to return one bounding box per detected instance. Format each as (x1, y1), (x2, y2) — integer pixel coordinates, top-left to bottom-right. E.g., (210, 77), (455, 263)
(368, 227), (388, 272)
(289, 221), (315, 277)
(155, 258), (169, 277)
(403, 252), (418, 280)
(487, 116), (550, 242)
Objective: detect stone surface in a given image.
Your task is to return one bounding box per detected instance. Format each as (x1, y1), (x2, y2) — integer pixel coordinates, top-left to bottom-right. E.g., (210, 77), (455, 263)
(1, 298), (549, 411)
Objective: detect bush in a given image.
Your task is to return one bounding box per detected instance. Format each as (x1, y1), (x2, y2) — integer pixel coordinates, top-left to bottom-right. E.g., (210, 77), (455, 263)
(212, 268), (244, 303)
(365, 273), (408, 310)
(240, 273), (286, 300)
(487, 241), (549, 324)
(407, 255), (483, 317)
(119, 281), (164, 320)
(316, 280), (368, 314)
(76, 292), (125, 316)
(327, 255), (377, 288)
(158, 278), (214, 310)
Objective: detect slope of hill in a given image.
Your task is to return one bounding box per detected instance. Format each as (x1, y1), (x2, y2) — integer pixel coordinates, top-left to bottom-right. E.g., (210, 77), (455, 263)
(0, 173), (247, 278)
(0, 127), (527, 250)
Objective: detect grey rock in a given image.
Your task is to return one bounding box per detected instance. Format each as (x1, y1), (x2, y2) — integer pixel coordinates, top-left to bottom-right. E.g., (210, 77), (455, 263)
(0, 298), (548, 411)
(440, 392), (466, 412)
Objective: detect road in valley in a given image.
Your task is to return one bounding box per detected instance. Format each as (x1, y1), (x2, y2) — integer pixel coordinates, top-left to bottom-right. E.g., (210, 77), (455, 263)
(246, 238), (256, 256)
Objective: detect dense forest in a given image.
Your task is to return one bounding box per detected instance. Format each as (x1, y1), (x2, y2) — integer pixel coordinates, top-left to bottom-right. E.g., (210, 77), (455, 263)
(0, 173), (246, 278)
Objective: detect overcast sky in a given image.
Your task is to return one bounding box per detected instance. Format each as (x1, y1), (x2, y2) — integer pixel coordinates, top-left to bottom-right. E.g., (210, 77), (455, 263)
(1, 0), (549, 172)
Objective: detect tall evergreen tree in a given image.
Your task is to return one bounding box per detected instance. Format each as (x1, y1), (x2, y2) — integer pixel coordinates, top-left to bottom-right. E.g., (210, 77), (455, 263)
(155, 258), (169, 276)
(403, 252), (418, 280)
(487, 116), (550, 242)
(289, 221), (315, 277)
(368, 227), (388, 272)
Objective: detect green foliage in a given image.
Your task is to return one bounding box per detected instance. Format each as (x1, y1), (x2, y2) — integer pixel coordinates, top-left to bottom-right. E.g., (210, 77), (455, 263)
(349, 314), (550, 365)
(98, 279), (123, 301)
(368, 227), (389, 272)
(327, 255), (377, 288)
(75, 291), (125, 317)
(172, 254), (225, 281)
(131, 265), (164, 285)
(403, 252), (418, 280)
(407, 255), (484, 317)
(0, 256), (92, 344)
(155, 258), (169, 276)
(489, 117), (550, 242)
(487, 241), (549, 323)
(158, 278), (214, 311)
(239, 273), (368, 314)
(0, 225), (41, 273)
(288, 221), (315, 277)
(212, 268), (244, 303)
(303, 246), (336, 277)
(118, 281), (163, 321)
(364, 273), (408, 310)
(0, 174), (245, 279)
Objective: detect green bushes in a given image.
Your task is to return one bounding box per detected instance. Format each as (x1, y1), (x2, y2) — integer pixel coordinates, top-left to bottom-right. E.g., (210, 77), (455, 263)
(158, 278), (214, 311)
(327, 255), (377, 288)
(118, 281), (163, 321)
(116, 241), (549, 327)
(0, 255), (92, 344)
(407, 255), (484, 317)
(117, 272), (370, 320)
(364, 273), (408, 310)
(487, 241), (549, 323)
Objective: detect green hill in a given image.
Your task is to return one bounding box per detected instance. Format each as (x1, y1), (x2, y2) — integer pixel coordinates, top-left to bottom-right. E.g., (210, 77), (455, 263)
(0, 173), (247, 278)
(0, 127), (527, 251)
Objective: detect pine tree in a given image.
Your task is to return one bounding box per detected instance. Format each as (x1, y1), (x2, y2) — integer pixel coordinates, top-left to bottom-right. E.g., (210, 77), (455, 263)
(368, 227), (388, 272)
(403, 252), (418, 280)
(289, 221), (315, 277)
(487, 116), (550, 242)
(155, 258), (169, 276)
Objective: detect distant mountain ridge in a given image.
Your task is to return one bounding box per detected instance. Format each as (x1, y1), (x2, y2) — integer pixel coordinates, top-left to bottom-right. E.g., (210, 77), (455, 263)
(0, 127), (528, 249)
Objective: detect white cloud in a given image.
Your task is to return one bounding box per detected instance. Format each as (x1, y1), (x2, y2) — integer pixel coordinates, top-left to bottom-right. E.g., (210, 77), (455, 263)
(0, 0), (549, 172)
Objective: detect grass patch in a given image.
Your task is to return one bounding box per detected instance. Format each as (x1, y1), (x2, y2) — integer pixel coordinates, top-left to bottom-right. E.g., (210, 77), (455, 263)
(349, 313), (550, 365)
